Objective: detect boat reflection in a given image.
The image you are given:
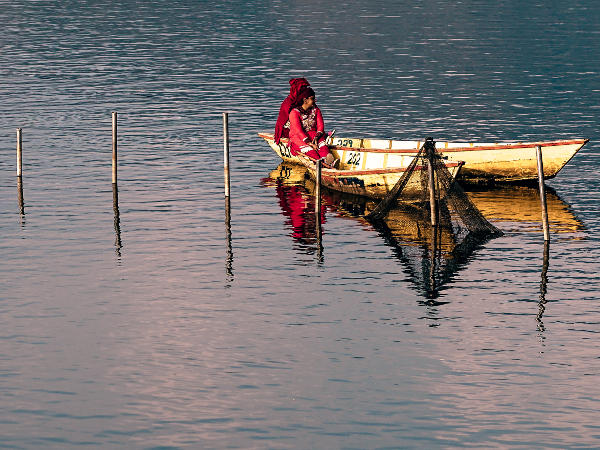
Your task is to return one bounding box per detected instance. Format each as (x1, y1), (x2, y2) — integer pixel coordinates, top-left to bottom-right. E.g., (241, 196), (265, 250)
(261, 165), (327, 257)
(465, 185), (584, 235)
(263, 163), (583, 299)
(263, 164), (485, 298)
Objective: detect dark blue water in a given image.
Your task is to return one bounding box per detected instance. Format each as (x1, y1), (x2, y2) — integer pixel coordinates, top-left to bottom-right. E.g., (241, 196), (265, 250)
(1, 1), (599, 448)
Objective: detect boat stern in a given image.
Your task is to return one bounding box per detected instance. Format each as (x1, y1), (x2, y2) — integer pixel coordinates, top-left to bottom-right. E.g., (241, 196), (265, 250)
(258, 132), (298, 163)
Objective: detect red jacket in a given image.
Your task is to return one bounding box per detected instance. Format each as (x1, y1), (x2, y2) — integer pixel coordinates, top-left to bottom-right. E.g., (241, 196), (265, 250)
(274, 78), (310, 144)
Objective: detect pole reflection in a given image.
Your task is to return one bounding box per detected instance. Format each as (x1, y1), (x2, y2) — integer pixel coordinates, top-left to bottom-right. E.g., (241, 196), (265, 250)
(316, 207), (324, 265)
(536, 240), (550, 332)
(225, 196), (234, 283)
(113, 183), (122, 258)
(17, 176), (25, 219)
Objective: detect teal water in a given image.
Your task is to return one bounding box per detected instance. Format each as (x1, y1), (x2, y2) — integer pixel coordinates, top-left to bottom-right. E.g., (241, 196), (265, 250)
(1, 1), (599, 448)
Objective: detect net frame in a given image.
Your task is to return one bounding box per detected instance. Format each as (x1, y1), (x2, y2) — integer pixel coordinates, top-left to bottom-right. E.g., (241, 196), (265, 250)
(367, 137), (503, 240)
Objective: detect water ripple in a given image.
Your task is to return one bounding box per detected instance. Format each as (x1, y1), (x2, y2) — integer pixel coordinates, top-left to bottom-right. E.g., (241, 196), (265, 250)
(1, 0), (599, 448)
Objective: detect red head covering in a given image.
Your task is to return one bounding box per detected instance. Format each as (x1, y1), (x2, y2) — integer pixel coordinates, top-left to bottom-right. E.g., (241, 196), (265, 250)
(274, 78), (311, 144)
(288, 78), (310, 103)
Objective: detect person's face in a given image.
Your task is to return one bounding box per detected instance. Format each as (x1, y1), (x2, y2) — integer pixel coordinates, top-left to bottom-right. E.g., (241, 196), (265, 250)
(303, 96), (315, 108)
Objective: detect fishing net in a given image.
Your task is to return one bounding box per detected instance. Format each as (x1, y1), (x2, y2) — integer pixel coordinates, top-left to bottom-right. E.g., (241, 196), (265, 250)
(366, 137), (502, 240)
(339, 138), (500, 297)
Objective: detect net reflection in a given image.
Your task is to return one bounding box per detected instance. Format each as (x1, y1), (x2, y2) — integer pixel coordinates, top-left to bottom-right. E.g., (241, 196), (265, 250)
(369, 206), (494, 300)
(322, 190), (492, 300)
(263, 164), (582, 301)
(263, 163), (491, 298)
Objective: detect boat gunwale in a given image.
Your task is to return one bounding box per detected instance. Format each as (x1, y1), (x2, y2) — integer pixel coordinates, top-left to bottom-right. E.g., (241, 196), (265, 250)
(318, 162), (463, 177)
(257, 133), (588, 154)
(296, 153), (463, 177)
(332, 138), (589, 154)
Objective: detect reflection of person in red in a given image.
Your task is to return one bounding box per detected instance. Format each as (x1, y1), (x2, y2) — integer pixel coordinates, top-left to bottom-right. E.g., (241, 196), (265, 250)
(275, 182), (326, 248)
(288, 87), (336, 167)
(274, 77), (310, 145)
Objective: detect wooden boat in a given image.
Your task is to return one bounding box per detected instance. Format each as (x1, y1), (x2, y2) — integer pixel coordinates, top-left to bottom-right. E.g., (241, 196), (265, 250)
(258, 132), (588, 184)
(295, 152), (463, 200)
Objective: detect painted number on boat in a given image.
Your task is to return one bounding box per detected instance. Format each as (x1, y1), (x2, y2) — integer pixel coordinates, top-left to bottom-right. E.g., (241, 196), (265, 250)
(278, 143), (292, 158)
(347, 152), (361, 166)
(336, 139), (354, 147)
(279, 166), (292, 179)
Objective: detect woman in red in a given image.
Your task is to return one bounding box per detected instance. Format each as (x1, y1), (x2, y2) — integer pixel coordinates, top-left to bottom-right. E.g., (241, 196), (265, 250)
(274, 78), (310, 145)
(288, 86), (336, 165)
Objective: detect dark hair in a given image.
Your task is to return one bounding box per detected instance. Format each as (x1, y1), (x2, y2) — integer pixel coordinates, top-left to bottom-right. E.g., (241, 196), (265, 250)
(298, 87), (315, 101)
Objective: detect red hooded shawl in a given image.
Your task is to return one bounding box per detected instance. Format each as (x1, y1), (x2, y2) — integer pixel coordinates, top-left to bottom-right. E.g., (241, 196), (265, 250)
(274, 78), (310, 144)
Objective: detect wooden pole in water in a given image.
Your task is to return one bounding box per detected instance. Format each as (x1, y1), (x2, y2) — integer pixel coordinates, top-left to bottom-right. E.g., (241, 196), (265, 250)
(112, 112), (118, 185)
(536, 145), (550, 241)
(315, 159), (322, 215)
(223, 113), (233, 277)
(16, 128), (24, 214)
(223, 112), (230, 197)
(16, 128), (23, 177)
(427, 151), (437, 227)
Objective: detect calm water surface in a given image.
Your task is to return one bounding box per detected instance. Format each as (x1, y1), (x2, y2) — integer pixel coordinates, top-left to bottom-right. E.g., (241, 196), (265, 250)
(1, 1), (599, 448)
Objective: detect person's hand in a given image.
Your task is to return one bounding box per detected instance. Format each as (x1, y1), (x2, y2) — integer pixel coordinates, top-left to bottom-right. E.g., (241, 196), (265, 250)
(309, 142), (318, 151)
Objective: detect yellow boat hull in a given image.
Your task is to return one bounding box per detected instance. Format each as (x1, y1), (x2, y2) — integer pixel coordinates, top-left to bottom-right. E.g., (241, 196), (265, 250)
(258, 133), (588, 183)
(296, 153), (462, 200)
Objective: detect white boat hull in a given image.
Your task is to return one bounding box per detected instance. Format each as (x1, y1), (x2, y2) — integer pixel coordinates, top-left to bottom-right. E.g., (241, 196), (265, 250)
(258, 133), (588, 183)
